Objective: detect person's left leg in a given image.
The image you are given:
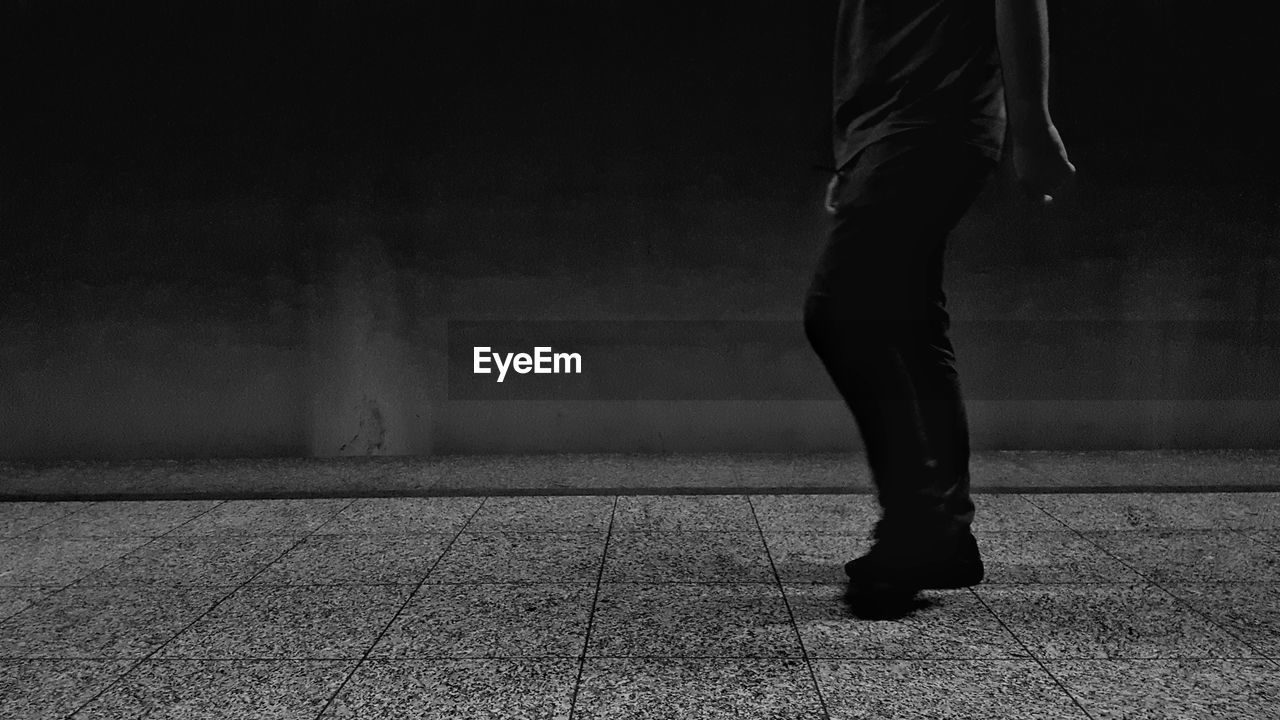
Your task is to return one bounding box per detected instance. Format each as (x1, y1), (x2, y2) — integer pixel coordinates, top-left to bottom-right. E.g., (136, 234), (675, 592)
(804, 193), (937, 528)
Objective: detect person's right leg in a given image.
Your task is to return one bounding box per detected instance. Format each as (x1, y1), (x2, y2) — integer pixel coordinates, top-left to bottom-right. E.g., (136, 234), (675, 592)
(896, 142), (997, 539)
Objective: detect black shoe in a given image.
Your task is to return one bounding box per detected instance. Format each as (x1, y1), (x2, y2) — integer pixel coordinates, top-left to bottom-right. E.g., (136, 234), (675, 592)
(844, 523), (984, 592)
(842, 581), (924, 620)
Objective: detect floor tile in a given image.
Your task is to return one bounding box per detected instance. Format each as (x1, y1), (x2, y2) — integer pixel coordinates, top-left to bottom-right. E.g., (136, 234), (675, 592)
(464, 495), (614, 532)
(3, 490), (1277, 716)
(76, 534), (301, 585)
(1081, 529), (1280, 582)
(0, 536), (152, 586)
(1043, 658), (1280, 719)
(27, 500), (222, 537)
(426, 532), (606, 583)
(813, 659), (1088, 719)
(169, 499), (351, 536)
(971, 495), (1064, 531)
(1161, 582), (1280, 656)
(312, 497), (483, 535)
(0, 501), (93, 537)
(1244, 529), (1280, 550)
(613, 495), (756, 531)
(0, 659), (135, 720)
(587, 583), (799, 658)
(1218, 492), (1280, 529)
(321, 658), (577, 719)
(0, 584), (227, 659)
(158, 585), (411, 659)
(73, 659), (354, 720)
(250, 534), (453, 585)
(763, 533), (869, 584)
(749, 494), (878, 533)
(603, 531), (773, 583)
(785, 584), (1026, 659)
(1024, 492), (1243, 531)
(370, 583), (594, 658)
(976, 583), (1261, 659)
(574, 658), (823, 719)
(0, 586), (58, 621)
(974, 530), (1147, 583)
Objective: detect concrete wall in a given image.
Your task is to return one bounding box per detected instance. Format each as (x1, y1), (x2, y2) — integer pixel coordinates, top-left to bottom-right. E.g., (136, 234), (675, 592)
(2, 1), (1277, 458)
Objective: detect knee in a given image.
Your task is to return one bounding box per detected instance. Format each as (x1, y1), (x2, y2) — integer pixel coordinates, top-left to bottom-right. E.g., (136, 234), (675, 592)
(804, 291), (867, 353)
(806, 289), (911, 355)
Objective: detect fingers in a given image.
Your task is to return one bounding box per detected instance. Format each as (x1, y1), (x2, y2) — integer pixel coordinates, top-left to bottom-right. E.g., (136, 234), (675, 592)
(1021, 159), (1075, 205)
(1019, 181), (1053, 205)
(824, 174), (841, 215)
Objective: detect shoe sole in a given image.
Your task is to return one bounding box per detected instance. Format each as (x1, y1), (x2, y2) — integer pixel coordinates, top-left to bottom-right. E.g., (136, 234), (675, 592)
(845, 561), (983, 592)
(909, 561), (984, 590)
(845, 535), (984, 591)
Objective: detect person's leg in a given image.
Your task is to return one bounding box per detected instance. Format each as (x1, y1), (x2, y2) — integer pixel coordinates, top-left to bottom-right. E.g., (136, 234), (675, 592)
(804, 176), (940, 529)
(897, 146), (994, 538)
(804, 138), (993, 556)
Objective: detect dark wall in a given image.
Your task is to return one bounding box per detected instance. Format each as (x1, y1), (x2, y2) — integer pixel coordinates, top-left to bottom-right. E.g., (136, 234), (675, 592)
(2, 1), (1277, 458)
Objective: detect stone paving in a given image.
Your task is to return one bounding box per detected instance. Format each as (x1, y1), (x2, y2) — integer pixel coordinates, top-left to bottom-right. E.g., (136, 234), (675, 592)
(2, 458), (1280, 718)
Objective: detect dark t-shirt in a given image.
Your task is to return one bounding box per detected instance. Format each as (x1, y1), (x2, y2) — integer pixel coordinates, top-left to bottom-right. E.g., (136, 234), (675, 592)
(832, 0), (1006, 171)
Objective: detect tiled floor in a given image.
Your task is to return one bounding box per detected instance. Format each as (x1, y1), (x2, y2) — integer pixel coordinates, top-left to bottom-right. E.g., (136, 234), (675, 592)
(2, 490), (1280, 718)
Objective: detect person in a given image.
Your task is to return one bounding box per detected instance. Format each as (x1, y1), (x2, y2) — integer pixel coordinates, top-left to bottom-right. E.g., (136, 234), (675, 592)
(803, 0), (1075, 613)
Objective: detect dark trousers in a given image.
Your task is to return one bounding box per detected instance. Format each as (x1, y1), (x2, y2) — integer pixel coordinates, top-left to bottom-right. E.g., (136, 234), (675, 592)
(804, 136), (996, 540)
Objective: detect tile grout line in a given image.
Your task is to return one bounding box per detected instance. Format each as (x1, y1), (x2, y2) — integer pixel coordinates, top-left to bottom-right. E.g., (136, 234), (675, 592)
(973, 493), (1122, 717)
(7, 490), (1270, 715)
(1229, 524), (1278, 550)
(0, 501), (117, 627)
(59, 497), (358, 720)
(566, 495), (619, 720)
(7, 499), (103, 537)
(46, 498), (239, 719)
(966, 586), (1099, 720)
(310, 496), (493, 720)
(0, 499), (233, 639)
(1014, 493), (1280, 667)
(0, 498), (157, 618)
(746, 494), (833, 720)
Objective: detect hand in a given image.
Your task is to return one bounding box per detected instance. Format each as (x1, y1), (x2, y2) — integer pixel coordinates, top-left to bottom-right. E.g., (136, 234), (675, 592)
(824, 172), (841, 215)
(1012, 122), (1076, 204)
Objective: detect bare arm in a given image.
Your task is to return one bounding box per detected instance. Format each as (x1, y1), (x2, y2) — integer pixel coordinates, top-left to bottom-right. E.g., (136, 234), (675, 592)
(995, 0), (1075, 200)
(996, 0), (1052, 134)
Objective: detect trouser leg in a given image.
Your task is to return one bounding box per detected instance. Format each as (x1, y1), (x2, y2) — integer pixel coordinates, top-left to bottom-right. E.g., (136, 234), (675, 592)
(804, 141), (993, 535)
(899, 223), (974, 533)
